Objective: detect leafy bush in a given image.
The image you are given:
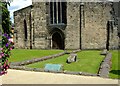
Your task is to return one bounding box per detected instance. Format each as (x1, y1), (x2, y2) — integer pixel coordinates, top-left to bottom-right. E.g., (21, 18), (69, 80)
(0, 34), (14, 75)
(0, 1), (14, 75)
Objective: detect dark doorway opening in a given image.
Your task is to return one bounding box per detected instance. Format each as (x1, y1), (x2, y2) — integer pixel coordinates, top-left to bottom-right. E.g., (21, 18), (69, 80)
(52, 32), (64, 50)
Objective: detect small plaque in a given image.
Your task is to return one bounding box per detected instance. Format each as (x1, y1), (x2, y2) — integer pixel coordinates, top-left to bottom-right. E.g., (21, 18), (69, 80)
(44, 64), (62, 71)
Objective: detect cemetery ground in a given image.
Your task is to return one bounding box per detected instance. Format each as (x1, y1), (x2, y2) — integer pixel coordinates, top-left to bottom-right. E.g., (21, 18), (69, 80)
(9, 49), (119, 79)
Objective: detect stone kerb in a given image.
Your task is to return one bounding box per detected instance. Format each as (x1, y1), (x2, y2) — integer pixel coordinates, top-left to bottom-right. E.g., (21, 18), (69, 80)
(9, 65), (44, 72)
(64, 71), (98, 76)
(9, 65), (98, 77)
(98, 52), (112, 78)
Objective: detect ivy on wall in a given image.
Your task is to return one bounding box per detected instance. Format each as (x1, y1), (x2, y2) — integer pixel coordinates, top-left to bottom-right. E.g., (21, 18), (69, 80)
(0, 1), (14, 75)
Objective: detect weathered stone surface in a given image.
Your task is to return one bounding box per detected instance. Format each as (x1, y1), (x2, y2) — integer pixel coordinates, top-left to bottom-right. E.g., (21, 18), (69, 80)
(64, 71), (80, 75)
(98, 53), (112, 78)
(65, 2), (80, 49)
(66, 53), (77, 63)
(10, 64), (98, 76)
(9, 65), (26, 70)
(9, 65), (45, 72)
(14, 5), (32, 49)
(100, 49), (108, 55)
(14, 2), (119, 50)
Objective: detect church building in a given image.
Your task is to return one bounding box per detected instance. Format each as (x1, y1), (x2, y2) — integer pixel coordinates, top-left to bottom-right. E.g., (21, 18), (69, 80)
(13, 1), (119, 50)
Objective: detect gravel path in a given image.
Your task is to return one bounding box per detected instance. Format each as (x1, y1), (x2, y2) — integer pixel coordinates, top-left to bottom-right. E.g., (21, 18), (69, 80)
(1, 69), (118, 84)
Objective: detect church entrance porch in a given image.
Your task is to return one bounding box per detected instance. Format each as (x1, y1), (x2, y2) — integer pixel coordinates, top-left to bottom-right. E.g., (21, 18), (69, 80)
(51, 31), (64, 50)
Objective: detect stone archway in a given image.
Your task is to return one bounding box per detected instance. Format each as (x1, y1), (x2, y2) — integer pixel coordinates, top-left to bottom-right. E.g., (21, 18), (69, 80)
(52, 32), (64, 50)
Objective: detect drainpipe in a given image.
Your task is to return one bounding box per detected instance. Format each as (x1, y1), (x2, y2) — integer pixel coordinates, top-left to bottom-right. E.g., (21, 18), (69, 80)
(106, 20), (114, 50)
(106, 21), (110, 51)
(80, 2), (84, 49)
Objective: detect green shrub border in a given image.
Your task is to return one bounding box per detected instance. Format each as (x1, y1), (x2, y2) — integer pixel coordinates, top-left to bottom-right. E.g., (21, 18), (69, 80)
(0, 1), (14, 75)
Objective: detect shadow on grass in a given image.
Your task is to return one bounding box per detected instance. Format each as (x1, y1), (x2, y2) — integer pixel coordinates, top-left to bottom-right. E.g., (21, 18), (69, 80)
(110, 70), (120, 76)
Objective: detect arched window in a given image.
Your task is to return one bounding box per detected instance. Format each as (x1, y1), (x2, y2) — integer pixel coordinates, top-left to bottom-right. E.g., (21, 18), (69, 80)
(50, 0), (67, 24)
(24, 19), (27, 40)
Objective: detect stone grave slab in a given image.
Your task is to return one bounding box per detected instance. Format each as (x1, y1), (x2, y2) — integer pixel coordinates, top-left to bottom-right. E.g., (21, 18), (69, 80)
(66, 53), (77, 63)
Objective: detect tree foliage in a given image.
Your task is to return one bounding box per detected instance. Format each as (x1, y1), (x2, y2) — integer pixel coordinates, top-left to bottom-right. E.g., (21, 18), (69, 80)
(0, 1), (14, 75)
(0, 1), (11, 34)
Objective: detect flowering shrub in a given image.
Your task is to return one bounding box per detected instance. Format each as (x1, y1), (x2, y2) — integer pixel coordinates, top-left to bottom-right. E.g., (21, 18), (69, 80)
(0, 33), (14, 75)
(0, 1), (13, 75)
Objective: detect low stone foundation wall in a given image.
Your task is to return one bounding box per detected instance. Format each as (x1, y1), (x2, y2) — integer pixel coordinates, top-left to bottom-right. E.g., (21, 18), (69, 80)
(9, 65), (98, 77)
(98, 52), (112, 78)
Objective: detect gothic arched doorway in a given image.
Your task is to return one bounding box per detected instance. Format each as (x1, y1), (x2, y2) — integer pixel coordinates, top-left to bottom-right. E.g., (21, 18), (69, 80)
(52, 32), (64, 50)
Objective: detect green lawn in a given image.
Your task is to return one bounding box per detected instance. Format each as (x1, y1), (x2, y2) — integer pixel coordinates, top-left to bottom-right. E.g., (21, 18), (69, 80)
(9, 49), (63, 62)
(27, 50), (104, 74)
(109, 50), (119, 79)
(9, 49), (119, 79)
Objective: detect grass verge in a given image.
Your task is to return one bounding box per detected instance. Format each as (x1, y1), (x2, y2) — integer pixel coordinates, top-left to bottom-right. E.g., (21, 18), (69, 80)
(109, 50), (119, 79)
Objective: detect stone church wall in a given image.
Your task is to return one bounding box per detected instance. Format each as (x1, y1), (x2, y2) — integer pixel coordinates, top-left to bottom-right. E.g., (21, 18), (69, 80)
(65, 2), (80, 50)
(82, 2), (111, 49)
(14, 2), (119, 50)
(108, 2), (119, 49)
(14, 6), (32, 49)
(109, 26), (119, 49)
(31, 2), (49, 49)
